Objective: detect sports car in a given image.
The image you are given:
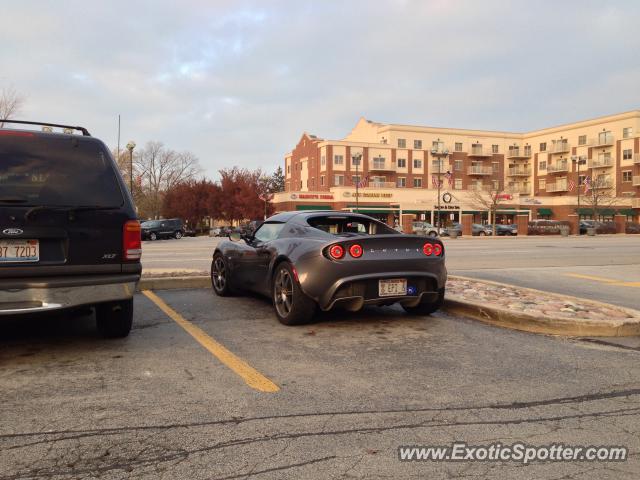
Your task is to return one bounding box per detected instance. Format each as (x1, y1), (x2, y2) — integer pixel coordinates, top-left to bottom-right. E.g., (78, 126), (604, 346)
(210, 211), (447, 325)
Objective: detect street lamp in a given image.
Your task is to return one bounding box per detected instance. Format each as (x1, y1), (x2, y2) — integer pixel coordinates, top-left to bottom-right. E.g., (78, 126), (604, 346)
(352, 151), (363, 213)
(572, 155), (587, 214)
(431, 144), (449, 231)
(126, 141), (136, 194)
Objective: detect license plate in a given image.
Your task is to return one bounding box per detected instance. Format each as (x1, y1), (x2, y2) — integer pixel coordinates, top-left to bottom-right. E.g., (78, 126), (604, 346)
(0, 239), (40, 263)
(379, 278), (407, 297)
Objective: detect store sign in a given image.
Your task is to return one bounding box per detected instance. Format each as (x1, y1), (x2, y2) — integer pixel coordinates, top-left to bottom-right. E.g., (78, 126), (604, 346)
(496, 193), (513, 200)
(290, 193), (334, 200)
(342, 191), (393, 199)
(433, 205), (459, 210)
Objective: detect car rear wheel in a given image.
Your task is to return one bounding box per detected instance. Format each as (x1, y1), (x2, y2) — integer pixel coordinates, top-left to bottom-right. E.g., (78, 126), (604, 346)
(211, 254), (235, 296)
(402, 288), (445, 316)
(149, 232), (157, 241)
(175, 231), (183, 239)
(272, 262), (316, 326)
(96, 299), (133, 338)
(429, 231), (438, 237)
(479, 231), (485, 236)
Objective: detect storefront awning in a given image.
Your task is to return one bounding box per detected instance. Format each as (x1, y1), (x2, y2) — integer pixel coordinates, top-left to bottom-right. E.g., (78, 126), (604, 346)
(462, 210), (481, 214)
(537, 208), (553, 215)
(600, 209), (616, 216)
(296, 205), (332, 211)
(576, 208), (592, 215)
(619, 209), (636, 216)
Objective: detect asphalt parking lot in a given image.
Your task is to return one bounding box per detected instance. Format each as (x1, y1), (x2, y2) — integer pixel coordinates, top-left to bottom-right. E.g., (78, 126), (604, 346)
(2, 288), (640, 479)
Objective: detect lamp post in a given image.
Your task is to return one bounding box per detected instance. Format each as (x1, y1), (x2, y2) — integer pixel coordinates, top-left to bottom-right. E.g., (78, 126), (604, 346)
(352, 152), (362, 213)
(572, 155), (587, 215)
(126, 141), (136, 195)
(431, 145), (449, 231)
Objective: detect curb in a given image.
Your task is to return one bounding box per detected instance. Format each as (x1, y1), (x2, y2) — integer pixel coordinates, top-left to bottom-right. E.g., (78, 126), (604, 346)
(137, 274), (640, 337)
(443, 275), (640, 337)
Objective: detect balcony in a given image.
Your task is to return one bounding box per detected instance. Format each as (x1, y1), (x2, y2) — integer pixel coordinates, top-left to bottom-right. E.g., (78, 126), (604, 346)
(633, 198), (640, 208)
(431, 161), (450, 172)
(592, 178), (614, 189)
(634, 154), (640, 165)
(633, 176), (640, 187)
(548, 142), (570, 154)
(467, 146), (494, 157)
(469, 184), (491, 192)
(467, 166), (493, 175)
(507, 167), (531, 176)
(507, 184), (531, 195)
(430, 145), (450, 156)
(547, 162), (569, 173)
(590, 134), (615, 148)
(506, 148), (532, 159)
(368, 161), (395, 172)
(367, 181), (396, 188)
(589, 157), (613, 169)
(546, 180), (568, 192)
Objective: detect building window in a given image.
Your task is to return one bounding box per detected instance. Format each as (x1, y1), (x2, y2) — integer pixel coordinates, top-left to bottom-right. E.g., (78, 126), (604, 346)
(539, 179), (546, 190)
(351, 175), (361, 185)
(578, 135), (587, 145)
(454, 160), (463, 171)
(623, 149), (633, 160)
(413, 159), (422, 169)
(334, 155), (344, 165)
(539, 160), (547, 170)
(320, 175), (324, 186)
(413, 140), (422, 149)
(492, 144), (499, 154)
(310, 178), (314, 188)
(300, 181), (303, 189)
(578, 175), (586, 187)
(397, 158), (407, 168)
(351, 155), (361, 166)
(623, 171), (632, 182)
(334, 175), (344, 186)
(492, 180), (500, 190)
(413, 178), (422, 188)
(492, 162), (499, 173)
(398, 138), (406, 148)
(287, 165), (291, 174)
(454, 178), (462, 190)
(540, 142), (547, 152)
(455, 142), (463, 152)
(524, 145), (531, 156)
(623, 127), (633, 139)
(373, 156), (385, 169)
(397, 177), (406, 187)
(321, 156), (326, 167)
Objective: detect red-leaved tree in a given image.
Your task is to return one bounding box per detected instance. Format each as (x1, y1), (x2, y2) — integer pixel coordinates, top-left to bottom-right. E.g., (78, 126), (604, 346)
(162, 179), (221, 228)
(218, 167), (274, 223)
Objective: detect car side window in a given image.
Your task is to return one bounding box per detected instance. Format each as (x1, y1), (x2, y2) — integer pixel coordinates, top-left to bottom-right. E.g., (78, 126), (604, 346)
(253, 222), (284, 243)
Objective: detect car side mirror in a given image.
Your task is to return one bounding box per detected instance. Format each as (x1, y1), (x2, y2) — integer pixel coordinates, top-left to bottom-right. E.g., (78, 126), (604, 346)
(229, 232), (242, 242)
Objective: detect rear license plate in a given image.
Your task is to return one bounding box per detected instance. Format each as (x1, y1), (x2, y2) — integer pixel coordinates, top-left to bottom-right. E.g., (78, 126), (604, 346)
(379, 278), (407, 297)
(0, 239), (40, 263)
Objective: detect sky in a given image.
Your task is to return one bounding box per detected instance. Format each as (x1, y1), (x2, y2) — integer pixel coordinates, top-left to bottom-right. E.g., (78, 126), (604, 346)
(2, 0), (639, 179)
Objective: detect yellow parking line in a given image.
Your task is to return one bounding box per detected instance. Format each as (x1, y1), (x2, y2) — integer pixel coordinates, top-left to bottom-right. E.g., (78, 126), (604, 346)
(610, 282), (640, 288)
(564, 273), (618, 283)
(142, 290), (279, 393)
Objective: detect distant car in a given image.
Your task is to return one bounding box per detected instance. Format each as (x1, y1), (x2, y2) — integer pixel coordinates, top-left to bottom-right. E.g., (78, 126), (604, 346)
(211, 211), (447, 325)
(626, 222), (640, 234)
(486, 224), (517, 236)
(439, 223), (463, 237)
(141, 218), (184, 240)
(183, 226), (197, 237)
(472, 224), (492, 236)
(412, 221), (439, 237)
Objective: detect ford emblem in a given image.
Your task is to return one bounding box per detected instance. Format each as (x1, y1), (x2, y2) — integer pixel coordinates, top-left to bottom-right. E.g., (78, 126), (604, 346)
(2, 228), (24, 236)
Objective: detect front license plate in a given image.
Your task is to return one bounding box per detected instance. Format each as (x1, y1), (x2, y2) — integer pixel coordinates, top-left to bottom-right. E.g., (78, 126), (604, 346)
(0, 239), (40, 263)
(379, 278), (407, 297)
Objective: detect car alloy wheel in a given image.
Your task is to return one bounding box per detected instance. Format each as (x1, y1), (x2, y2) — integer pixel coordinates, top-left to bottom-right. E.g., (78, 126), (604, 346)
(274, 267), (293, 318)
(150, 232), (157, 241)
(175, 231), (182, 239)
(479, 232), (485, 236)
(429, 231), (438, 237)
(212, 257), (226, 293)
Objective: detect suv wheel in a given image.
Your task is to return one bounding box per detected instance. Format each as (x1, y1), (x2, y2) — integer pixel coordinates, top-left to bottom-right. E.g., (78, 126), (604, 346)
(149, 232), (157, 241)
(272, 262), (316, 325)
(96, 299), (133, 338)
(402, 288), (445, 316)
(175, 231), (183, 239)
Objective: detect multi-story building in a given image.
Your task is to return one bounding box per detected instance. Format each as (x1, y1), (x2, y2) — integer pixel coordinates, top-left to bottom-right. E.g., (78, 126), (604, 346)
(272, 110), (640, 225)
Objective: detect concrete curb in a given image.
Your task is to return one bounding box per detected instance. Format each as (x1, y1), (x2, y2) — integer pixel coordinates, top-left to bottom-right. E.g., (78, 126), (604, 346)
(137, 273), (640, 337)
(444, 275), (640, 337)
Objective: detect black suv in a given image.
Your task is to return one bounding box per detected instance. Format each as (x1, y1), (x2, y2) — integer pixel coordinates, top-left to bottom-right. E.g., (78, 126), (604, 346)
(141, 218), (184, 240)
(0, 121), (141, 337)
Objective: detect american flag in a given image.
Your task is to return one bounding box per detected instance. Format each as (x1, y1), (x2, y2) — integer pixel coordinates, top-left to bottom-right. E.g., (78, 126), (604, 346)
(568, 179), (576, 192)
(444, 171), (453, 186)
(583, 175), (591, 193)
(357, 174), (369, 188)
(431, 175), (442, 188)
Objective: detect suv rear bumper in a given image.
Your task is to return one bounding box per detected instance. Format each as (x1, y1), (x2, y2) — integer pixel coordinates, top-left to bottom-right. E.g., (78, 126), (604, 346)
(0, 274), (139, 315)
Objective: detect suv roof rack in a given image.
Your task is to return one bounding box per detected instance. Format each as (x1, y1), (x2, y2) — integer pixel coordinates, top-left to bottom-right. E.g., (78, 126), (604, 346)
(0, 120), (91, 136)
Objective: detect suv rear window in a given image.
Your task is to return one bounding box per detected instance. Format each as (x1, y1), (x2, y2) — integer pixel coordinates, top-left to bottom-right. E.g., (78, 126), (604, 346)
(0, 135), (124, 207)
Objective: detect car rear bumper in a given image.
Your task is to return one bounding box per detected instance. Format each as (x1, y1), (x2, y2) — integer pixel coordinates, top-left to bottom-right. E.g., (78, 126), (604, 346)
(0, 274), (139, 315)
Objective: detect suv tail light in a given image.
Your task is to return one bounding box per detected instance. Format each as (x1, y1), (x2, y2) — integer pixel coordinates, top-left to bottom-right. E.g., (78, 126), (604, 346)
(329, 244), (345, 259)
(123, 220), (142, 261)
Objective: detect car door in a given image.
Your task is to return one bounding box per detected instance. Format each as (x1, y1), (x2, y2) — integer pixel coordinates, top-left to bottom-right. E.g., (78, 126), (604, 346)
(233, 222), (284, 292)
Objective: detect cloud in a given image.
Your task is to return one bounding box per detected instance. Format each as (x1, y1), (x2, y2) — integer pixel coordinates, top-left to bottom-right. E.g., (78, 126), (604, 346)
(2, 0), (639, 179)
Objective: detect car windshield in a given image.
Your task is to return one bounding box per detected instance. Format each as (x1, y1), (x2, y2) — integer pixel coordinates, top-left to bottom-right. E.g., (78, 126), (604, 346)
(0, 135), (124, 207)
(307, 215), (396, 236)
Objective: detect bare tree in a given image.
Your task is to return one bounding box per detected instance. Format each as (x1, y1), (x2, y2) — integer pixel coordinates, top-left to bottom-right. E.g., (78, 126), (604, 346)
(581, 176), (619, 220)
(0, 86), (25, 127)
(467, 185), (511, 236)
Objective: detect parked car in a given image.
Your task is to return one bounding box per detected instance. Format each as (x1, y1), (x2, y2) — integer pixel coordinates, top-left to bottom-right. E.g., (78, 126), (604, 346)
(439, 222), (463, 237)
(626, 222), (640, 234)
(210, 226), (234, 237)
(141, 218), (184, 240)
(486, 224), (517, 236)
(412, 221), (439, 237)
(183, 225), (197, 237)
(579, 220), (616, 235)
(211, 211), (446, 325)
(0, 120), (141, 337)
(472, 224), (493, 236)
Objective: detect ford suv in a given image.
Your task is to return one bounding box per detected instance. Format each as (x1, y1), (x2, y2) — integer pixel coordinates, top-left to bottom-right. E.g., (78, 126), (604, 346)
(0, 121), (141, 337)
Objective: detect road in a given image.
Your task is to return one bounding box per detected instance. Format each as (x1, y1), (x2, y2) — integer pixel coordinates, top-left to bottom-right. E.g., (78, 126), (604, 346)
(2, 289), (640, 479)
(141, 235), (640, 309)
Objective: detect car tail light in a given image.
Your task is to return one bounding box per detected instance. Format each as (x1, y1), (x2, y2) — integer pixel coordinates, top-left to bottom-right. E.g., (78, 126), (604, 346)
(349, 244), (363, 258)
(123, 220), (142, 261)
(423, 243), (433, 256)
(0, 130), (35, 137)
(329, 244), (345, 259)
(433, 243), (443, 256)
